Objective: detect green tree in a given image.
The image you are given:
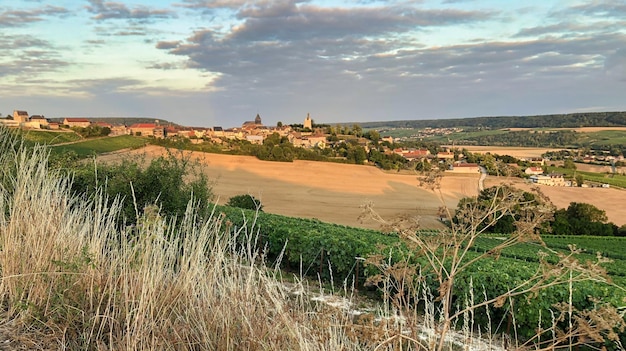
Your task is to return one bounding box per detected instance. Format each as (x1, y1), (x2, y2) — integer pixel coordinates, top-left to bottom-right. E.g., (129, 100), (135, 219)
(566, 202), (607, 223)
(351, 124), (363, 137)
(575, 174), (584, 187)
(563, 158), (577, 170)
(365, 130), (380, 143)
(226, 194), (263, 211)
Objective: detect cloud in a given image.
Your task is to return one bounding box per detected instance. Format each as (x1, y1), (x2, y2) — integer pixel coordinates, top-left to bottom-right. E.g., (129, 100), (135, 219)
(565, 1), (626, 18)
(85, 0), (176, 21)
(0, 5), (69, 27)
(179, 0), (253, 11)
(0, 35), (69, 81)
(514, 21), (626, 38)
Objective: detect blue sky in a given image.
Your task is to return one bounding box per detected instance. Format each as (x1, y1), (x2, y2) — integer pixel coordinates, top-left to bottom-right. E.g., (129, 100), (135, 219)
(1, 0), (625, 127)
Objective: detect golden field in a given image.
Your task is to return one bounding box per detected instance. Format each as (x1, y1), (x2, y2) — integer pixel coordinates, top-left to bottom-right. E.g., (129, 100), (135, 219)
(99, 145), (625, 229)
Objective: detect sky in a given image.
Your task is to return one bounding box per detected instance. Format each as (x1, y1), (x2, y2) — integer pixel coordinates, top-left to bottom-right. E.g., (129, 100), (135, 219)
(1, 0), (626, 127)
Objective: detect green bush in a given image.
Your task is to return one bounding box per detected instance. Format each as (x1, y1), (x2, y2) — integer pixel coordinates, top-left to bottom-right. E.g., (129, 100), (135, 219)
(70, 152), (213, 224)
(226, 194), (263, 211)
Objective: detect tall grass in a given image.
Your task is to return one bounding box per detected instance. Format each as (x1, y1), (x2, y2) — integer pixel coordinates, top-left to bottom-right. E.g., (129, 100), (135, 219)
(0, 129), (366, 350)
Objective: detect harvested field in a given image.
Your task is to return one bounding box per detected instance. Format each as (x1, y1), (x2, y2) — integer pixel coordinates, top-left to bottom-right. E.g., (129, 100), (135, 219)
(449, 146), (563, 159)
(98, 146), (480, 230)
(484, 177), (626, 226)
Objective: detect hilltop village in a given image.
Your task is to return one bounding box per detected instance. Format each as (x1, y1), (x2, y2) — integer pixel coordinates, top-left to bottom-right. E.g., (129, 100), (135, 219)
(2, 109), (486, 173)
(3, 109), (623, 188)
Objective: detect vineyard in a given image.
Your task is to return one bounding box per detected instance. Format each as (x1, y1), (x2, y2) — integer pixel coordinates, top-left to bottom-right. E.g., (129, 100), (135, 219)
(218, 205), (626, 342)
(50, 135), (149, 156)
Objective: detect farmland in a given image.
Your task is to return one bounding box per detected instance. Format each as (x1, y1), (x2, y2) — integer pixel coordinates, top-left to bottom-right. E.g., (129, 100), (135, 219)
(18, 129), (82, 145)
(218, 205), (626, 342)
(50, 135), (149, 157)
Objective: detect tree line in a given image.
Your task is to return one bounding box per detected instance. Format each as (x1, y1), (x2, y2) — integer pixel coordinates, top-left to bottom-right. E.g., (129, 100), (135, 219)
(360, 111), (626, 129)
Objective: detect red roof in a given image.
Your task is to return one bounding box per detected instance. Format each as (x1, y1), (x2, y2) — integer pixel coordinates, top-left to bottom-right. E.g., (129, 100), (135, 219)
(455, 163), (479, 167)
(65, 118), (90, 122)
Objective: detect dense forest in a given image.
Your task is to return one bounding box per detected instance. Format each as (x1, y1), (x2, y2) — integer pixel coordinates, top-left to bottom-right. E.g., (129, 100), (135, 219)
(360, 111), (626, 129)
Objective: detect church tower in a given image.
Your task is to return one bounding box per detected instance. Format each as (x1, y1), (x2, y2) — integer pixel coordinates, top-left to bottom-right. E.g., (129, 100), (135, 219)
(255, 113), (262, 125)
(304, 113), (312, 130)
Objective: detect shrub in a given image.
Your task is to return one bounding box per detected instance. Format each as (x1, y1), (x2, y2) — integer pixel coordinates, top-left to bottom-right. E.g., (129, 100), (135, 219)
(69, 150), (213, 224)
(227, 194), (263, 211)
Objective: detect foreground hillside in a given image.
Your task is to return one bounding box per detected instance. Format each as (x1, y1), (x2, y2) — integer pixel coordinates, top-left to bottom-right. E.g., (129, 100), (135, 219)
(3, 128), (624, 350)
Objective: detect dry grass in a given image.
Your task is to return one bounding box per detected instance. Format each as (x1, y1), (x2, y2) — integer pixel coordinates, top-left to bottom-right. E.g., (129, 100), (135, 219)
(0, 133), (370, 350)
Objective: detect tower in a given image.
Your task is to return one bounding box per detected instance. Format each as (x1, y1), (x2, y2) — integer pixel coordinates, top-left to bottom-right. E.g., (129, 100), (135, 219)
(255, 113), (262, 125)
(304, 113), (312, 130)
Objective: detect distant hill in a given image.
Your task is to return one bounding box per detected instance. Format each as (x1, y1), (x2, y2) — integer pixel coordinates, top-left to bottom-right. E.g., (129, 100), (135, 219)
(359, 111), (626, 130)
(50, 117), (180, 127)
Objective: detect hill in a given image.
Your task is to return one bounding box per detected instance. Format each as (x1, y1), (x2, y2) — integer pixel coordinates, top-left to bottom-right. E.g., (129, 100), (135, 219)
(359, 111), (626, 129)
(49, 117), (180, 126)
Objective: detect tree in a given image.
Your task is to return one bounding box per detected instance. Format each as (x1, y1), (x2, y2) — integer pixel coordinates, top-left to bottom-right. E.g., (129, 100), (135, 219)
(575, 174), (584, 187)
(226, 194), (263, 211)
(566, 202), (607, 223)
(365, 130), (380, 143)
(563, 158), (577, 170)
(276, 121), (283, 128)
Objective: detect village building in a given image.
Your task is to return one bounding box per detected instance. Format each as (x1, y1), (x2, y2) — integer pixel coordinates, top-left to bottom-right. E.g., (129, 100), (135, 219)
(13, 110), (29, 123)
(447, 162), (481, 173)
(529, 173), (567, 186)
(109, 124), (128, 136)
(128, 123), (165, 138)
(63, 118), (91, 128)
(524, 166), (544, 175)
(436, 151), (454, 160)
(29, 115), (49, 127)
(246, 135), (264, 145)
(212, 127), (225, 137)
(242, 114), (263, 130)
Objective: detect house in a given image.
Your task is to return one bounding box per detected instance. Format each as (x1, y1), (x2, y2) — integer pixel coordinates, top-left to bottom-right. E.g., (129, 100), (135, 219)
(447, 162), (480, 173)
(436, 151), (454, 160)
(524, 167), (544, 175)
(29, 115), (49, 127)
(13, 110), (29, 123)
(128, 123), (165, 138)
(212, 127), (224, 137)
(63, 118), (91, 128)
(110, 125), (128, 136)
(529, 173), (567, 186)
(246, 135), (264, 145)
(403, 149), (430, 161)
